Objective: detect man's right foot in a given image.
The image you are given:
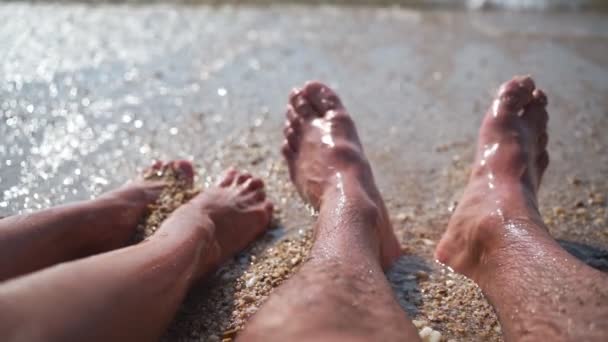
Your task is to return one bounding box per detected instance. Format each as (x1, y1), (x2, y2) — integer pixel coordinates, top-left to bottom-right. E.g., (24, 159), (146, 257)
(435, 75), (551, 281)
(281, 81), (401, 269)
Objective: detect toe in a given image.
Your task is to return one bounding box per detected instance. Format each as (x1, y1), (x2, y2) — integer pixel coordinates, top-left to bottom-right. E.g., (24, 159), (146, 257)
(302, 81), (344, 114)
(142, 160), (165, 179)
(285, 106), (297, 122)
(286, 107), (302, 131)
(494, 75), (535, 119)
(283, 121), (296, 138)
(289, 88), (318, 119)
(243, 178), (265, 192)
(288, 87), (301, 104)
(150, 160), (164, 171)
(522, 88), (549, 131)
(170, 160), (195, 184)
(236, 172), (252, 185)
(218, 168), (238, 187)
(532, 88), (548, 106)
(284, 126), (299, 152)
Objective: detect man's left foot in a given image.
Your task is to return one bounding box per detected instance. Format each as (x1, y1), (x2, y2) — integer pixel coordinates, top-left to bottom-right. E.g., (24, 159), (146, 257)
(281, 81), (401, 269)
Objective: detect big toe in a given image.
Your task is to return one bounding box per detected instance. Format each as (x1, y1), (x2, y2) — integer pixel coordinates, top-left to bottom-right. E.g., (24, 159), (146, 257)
(289, 87), (318, 120)
(493, 75), (535, 120)
(170, 160), (195, 185)
(302, 81), (345, 114)
(522, 88), (549, 133)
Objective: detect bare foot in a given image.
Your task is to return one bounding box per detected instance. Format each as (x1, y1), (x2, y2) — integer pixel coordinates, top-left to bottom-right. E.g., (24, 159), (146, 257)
(92, 160), (194, 251)
(281, 81), (400, 269)
(435, 75), (550, 280)
(158, 168), (273, 279)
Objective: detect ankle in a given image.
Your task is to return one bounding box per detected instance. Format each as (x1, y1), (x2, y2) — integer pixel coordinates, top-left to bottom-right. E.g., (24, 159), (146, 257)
(74, 197), (144, 252)
(314, 183), (383, 262)
(320, 178), (382, 226)
(473, 217), (555, 283)
(154, 208), (221, 281)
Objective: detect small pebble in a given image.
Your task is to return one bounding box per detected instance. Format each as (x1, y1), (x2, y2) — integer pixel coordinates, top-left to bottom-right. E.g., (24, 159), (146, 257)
(421, 239), (435, 246)
(242, 294), (255, 303)
(415, 270), (429, 281)
(222, 328), (238, 339)
(412, 319), (427, 328)
(290, 256), (301, 266)
(574, 200), (585, 208)
(396, 212), (411, 222)
(245, 276), (257, 288)
(419, 326), (442, 342)
(589, 193), (605, 206)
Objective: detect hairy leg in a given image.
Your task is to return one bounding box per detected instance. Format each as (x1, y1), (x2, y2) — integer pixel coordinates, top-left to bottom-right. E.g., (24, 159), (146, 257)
(0, 160), (193, 282)
(240, 82), (419, 341)
(436, 76), (608, 341)
(0, 168), (272, 342)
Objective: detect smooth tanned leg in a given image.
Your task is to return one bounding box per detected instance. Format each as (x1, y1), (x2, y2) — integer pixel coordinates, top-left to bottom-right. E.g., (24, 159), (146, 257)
(0, 167), (272, 341)
(240, 82), (419, 341)
(0, 160), (193, 282)
(435, 76), (608, 341)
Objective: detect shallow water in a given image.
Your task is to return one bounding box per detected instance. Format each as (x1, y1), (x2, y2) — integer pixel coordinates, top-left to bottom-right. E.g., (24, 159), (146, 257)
(1, 3), (607, 341)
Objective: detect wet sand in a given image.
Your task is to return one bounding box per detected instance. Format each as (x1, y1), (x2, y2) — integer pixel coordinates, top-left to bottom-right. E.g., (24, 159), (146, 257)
(1, 3), (607, 341)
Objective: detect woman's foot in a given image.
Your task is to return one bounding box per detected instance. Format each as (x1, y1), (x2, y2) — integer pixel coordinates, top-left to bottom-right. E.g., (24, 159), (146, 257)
(435, 75), (550, 281)
(281, 81), (401, 269)
(88, 160), (194, 252)
(157, 168), (273, 280)
(0, 160), (192, 281)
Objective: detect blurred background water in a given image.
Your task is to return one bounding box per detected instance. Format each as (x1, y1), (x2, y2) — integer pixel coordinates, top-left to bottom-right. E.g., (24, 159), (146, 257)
(13, 0), (608, 11)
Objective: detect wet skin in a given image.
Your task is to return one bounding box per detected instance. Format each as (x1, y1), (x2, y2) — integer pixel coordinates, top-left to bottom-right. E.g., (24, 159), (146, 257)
(0, 163), (272, 341)
(240, 81), (419, 341)
(436, 76), (608, 341)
